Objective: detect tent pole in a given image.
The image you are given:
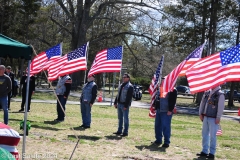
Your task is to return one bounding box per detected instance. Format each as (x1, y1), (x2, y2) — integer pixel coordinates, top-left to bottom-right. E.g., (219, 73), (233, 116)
(22, 60), (31, 160)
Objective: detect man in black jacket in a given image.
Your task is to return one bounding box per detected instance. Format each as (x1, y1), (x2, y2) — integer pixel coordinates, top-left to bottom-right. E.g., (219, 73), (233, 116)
(113, 73), (134, 137)
(19, 73), (35, 112)
(4, 66), (14, 110)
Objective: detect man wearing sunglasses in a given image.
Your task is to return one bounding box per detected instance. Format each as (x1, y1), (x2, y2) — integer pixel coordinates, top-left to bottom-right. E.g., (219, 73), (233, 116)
(113, 73), (134, 137)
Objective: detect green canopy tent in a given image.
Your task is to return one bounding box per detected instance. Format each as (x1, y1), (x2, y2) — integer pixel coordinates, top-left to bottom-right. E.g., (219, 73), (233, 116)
(0, 34), (32, 60)
(0, 34), (33, 160)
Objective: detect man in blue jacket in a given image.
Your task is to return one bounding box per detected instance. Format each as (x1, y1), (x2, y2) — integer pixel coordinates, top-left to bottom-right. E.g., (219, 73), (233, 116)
(80, 74), (97, 129)
(152, 78), (177, 148)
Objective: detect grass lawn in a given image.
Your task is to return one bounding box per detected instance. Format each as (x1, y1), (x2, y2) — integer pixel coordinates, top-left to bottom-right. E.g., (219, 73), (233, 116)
(1, 100), (240, 160)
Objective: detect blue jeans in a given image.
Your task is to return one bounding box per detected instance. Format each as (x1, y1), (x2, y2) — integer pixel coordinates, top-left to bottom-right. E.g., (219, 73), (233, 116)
(117, 104), (130, 134)
(56, 95), (67, 121)
(80, 101), (92, 127)
(155, 109), (172, 144)
(0, 96), (8, 124)
(201, 116), (218, 155)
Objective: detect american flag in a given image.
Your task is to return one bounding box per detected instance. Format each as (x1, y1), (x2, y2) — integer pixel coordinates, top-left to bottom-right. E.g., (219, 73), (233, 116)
(148, 55), (164, 118)
(186, 44), (240, 93)
(30, 43), (62, 74)
(88, 46), (123, 77)
(161, 42), (206, 97)
(48, 43), (88, 81)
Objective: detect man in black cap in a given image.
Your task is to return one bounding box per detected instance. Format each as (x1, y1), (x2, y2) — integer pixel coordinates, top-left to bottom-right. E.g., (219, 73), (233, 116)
(113, 73), (134, 137)
(80, 74), (98, 128)
(4, 66), (14, 110)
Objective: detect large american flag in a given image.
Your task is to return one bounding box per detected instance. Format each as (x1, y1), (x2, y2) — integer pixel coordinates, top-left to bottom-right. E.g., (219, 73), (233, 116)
(48, 43), (88, 81)
(148, 55), (164, 118)
(161, 42), (206, 97)
(30, 43), (62, 75)
(186, 44), (240, 93)
(88, 46), (123, 77)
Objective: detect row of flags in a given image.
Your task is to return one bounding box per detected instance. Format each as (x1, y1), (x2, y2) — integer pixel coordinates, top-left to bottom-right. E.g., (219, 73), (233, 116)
(149, 42), (240, 117)
(29, 43), (123, 81)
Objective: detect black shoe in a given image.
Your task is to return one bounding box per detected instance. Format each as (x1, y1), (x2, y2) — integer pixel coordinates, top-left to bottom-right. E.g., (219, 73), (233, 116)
(113, 132), (122, 135)
(206, 153), (215, 159)
(19, 109), (24, 112)
(121, 133), (128, 137)
(80, 124), (85, 127)
(83, 126), (90, 129)
(54, 119), (64, 122)
(196, 152), (208, 157)
(151, 141), (162, 145)
(162, 144), (169, 148)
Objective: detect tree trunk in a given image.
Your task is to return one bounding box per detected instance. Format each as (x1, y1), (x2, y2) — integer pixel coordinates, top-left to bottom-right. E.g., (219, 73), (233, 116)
(228, 3), (240, 107)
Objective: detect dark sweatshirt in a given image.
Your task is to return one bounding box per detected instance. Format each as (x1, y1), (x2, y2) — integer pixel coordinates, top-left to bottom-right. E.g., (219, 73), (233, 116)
(0, 75), (12, 97)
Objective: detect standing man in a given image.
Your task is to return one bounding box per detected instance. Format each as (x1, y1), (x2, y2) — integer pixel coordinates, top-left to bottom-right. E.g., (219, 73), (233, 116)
(5, 66), (14, 110)
(196, 86), (225, 159)
(54, 75), (72, 122)
(0, 65), (12, 124)
(152, 78), (177, 148)
(80, 74), (97, 128)
(113, 73), (134, 137)
(19, 72), (35, 112)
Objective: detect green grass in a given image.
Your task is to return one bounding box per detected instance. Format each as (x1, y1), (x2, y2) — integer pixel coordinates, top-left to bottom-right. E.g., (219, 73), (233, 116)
(2, 100), (240, 160)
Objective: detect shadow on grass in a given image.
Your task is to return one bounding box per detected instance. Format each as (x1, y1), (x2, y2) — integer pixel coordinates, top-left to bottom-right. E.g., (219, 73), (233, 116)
(105, 135), (122, 140)
(68, 135), (100, 141)
(135, 143), (166, 152)
(192, 157), (207, 160)
(44, 120), (63, 125)
(31, 124), (60, 131)
(9, 118), (35, 123)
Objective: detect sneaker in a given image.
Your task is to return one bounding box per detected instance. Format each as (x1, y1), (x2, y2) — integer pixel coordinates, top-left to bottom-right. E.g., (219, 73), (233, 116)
(196, 152), (208, 157)
(162, 144), (169, 148)
(121, 133), (128, 137)
(206, 153), (215, 159)
(19, 109), (24, 112)
(113, 132), (122, 135)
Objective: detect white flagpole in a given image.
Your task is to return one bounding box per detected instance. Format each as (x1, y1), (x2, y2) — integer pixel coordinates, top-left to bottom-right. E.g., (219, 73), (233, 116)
(110, 72), (116, 106)
(84, 42), (89, 84)
(157, 55), (164, 88)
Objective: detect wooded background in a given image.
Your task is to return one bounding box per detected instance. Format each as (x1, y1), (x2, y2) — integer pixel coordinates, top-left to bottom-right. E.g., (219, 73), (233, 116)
(0, 0), (240, 105)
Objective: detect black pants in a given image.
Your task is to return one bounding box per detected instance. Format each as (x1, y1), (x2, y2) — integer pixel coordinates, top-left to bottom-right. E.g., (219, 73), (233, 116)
(21, 90), (32, 111)
(8, 91), (12, 109)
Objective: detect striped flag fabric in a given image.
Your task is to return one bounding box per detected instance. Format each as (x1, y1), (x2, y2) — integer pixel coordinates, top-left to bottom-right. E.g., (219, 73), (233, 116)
(88, 46), (123, 77)
(178, 41), (206, 77)
(161, 42), (206, 97)
(148, 55), (164, 118)
(216, 125), (222, 136)
(48, 43), (88, 81)
(30, 43), (62, 74)
(186, 44), (240, 93)
(0, 122), (20, 160)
